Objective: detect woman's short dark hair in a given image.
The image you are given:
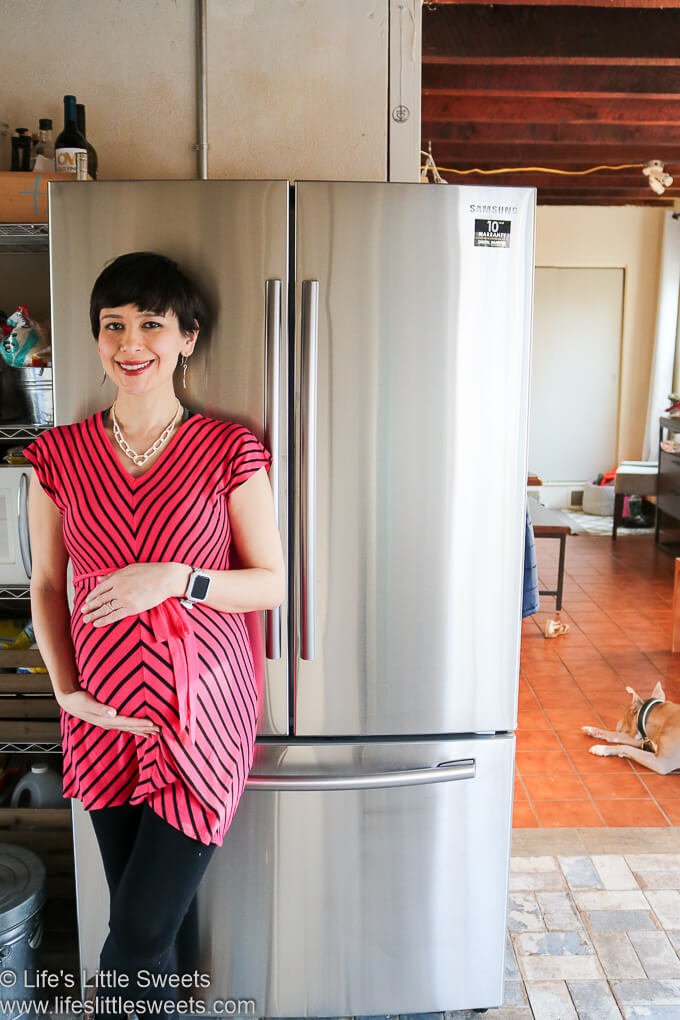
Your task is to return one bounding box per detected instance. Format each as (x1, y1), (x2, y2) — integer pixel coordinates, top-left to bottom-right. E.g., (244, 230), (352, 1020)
(90, 251), (209, 341)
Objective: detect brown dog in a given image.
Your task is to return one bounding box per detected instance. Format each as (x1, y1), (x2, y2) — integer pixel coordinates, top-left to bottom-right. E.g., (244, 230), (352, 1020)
(582, 682), (680, 775)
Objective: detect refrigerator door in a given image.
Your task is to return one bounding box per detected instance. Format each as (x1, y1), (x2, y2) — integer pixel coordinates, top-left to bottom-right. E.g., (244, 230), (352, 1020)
(73, 735), (514, 1015)
(293, 182), (535, 736)
(48, 179), (290, 735)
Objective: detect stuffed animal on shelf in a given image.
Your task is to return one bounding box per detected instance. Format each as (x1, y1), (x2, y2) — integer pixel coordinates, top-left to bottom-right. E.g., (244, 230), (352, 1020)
(665, 393), (680, 416)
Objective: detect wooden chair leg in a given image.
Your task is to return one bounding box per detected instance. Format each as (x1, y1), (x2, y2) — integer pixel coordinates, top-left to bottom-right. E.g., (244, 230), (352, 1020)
(612, 492), (624, 540)
(672, 558), (680, 653)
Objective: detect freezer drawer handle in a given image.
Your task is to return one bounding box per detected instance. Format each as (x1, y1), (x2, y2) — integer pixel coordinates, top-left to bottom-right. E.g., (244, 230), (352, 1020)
(265, 278), (282, 660)
(300, 279), (319, 660)
(245, 759), (475, 790)
(18, 472), (32, 579)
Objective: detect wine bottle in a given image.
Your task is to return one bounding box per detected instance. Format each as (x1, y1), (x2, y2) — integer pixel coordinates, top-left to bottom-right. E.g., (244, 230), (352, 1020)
(55, 95), (87, 174)
(76, 103), (97, 180)
(10, 129), (31, 171)
(31, 119), (54, 169)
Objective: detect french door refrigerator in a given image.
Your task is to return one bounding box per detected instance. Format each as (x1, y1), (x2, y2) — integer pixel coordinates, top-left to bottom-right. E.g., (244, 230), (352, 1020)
(47, 179), (535, 1016)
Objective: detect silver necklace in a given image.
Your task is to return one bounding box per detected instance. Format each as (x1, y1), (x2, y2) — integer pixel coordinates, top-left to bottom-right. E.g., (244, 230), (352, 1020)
(111, 401), (183, 467)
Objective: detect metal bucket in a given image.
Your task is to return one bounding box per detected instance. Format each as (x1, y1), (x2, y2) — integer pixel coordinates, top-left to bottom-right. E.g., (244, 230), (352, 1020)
(0, 362), (25, 423)
(0, 844), (46, 1019)
(12, 366), (53, 427)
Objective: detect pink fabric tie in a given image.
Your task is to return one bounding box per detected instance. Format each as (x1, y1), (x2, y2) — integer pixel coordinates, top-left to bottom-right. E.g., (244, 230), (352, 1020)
(72, 567), (199, 746)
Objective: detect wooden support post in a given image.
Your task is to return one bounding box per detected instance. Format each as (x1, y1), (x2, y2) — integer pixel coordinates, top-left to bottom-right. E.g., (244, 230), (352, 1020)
(672, 558), (680, 653)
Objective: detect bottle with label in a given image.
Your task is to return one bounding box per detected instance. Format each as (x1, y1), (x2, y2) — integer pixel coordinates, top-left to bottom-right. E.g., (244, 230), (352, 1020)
(31, 118), (55, 171)
(76, 103), (97, 180)
(10, 129), (32, 171)
(54, 95), (87, 174)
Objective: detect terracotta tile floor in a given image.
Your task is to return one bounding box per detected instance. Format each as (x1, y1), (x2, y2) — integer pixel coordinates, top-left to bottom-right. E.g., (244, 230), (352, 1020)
(515, 531), (680, 828)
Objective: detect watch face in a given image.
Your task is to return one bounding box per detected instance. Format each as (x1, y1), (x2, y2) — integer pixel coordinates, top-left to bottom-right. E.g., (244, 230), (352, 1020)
(190, 574), (210, 600)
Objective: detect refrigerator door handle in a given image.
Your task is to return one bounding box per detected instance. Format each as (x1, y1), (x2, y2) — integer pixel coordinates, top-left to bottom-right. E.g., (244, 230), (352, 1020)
(300, 279), (319, 661)
(245, 759), (475, 790)
(18, 472), (32, 579)
(265, 279), (282, 661)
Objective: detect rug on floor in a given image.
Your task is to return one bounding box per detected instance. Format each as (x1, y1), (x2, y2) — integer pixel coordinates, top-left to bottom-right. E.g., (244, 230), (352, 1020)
(561, 508), (654, 537)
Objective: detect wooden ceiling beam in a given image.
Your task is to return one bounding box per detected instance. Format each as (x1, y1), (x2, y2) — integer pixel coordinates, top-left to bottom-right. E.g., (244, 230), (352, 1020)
(422, 121), (680, 144)
(423, 6), (680, 60)
(423, 57), (680, 66)
(425, 144), (680, 163)
(432, 164), (673, 175)
(532, 190), (672, 200)
(422, 95), (680, 124)
(431, 173), (662, 189)
(433, 158), (674, 169)
(537, 199), (674, 206)
(430, 165), (672, 178)
(432, 170), (669, 187)
(431, 1), (680, 8)
(454, 187), (670, 199)
(459, 189), (670, 201)
(422, 65), (680, 95)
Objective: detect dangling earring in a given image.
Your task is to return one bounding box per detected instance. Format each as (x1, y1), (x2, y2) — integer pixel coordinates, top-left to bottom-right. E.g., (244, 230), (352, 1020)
(180, 354), (189, 389)
(100, 372), (107, 386)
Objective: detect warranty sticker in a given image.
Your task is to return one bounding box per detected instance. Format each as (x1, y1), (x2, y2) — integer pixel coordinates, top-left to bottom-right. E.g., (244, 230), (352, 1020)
(474, 218), (511, 248)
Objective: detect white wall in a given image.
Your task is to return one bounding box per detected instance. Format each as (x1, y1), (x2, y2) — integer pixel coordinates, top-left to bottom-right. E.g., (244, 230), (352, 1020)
(530, 267), (624, 482)
(536, 206), (665, 462)
(3, 0), (421, 183)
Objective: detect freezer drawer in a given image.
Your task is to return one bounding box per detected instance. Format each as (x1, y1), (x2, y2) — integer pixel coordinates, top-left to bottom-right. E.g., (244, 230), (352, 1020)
(203, 735), (513, 1015)
(73, 736), (514, 1015)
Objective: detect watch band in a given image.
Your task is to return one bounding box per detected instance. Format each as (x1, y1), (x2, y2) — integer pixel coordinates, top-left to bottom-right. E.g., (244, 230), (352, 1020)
(180, 568), (211, 609)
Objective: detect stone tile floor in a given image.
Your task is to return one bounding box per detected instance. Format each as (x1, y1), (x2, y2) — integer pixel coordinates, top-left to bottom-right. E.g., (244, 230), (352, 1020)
(442, 828), (680, 1019)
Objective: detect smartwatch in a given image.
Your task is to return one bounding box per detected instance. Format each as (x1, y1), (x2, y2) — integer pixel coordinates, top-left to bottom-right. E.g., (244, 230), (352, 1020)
(180, 568), (211, 609)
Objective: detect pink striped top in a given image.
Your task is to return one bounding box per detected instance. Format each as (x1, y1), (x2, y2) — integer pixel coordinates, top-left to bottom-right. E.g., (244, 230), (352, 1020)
(24, 410), (272, 846)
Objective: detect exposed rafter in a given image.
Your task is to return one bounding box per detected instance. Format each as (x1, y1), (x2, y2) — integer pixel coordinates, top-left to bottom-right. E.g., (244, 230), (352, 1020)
(422, 2), (680, 204)
(431, 1), (680, 8)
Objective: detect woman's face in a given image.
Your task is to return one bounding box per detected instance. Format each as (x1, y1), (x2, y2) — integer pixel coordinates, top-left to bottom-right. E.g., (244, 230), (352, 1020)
(97, 303), (197, 395)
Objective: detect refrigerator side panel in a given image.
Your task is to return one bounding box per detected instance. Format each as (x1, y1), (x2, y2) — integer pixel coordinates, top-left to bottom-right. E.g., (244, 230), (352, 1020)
(196, 736), (514, 1016)
(293, 182), (535, 736)
(48, 179), (290, 736)
(71, 801), (107, 987)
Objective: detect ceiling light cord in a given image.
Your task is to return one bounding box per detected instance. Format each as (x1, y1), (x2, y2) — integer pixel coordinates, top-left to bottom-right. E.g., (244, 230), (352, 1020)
(432, 163), (644, 176)
(420, 145), (446, 183)
(420, 146), (674, 195)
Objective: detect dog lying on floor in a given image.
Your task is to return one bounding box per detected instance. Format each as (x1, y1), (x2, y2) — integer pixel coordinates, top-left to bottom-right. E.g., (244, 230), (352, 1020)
(582, 682), (680, 775)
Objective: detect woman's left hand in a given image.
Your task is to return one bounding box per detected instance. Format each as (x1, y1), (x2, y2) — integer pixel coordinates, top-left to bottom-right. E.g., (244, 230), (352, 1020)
(81, 563), (186, 626)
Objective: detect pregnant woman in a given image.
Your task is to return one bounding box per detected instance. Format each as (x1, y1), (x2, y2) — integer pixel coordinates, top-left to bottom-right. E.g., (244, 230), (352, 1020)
(24, 251), (285, 1016)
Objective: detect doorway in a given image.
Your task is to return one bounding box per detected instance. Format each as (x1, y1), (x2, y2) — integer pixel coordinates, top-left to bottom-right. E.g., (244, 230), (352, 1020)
(529, 266), (624, 484)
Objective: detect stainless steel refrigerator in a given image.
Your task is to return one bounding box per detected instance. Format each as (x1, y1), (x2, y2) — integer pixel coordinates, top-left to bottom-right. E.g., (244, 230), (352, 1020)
(47, 179), (535, 1016)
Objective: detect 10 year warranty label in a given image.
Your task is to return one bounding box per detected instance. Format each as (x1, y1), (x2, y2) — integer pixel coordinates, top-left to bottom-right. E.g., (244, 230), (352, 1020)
(474, 218), (511, 248)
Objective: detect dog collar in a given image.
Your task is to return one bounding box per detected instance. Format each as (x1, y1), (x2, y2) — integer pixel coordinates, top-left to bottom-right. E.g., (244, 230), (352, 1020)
(637, 698), (663, 739)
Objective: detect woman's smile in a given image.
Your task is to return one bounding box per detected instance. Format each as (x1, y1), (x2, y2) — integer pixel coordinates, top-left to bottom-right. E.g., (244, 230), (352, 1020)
(116, 358), (155, 376)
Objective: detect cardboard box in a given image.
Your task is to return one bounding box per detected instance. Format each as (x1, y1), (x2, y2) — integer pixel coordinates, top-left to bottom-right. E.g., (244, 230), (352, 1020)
(0, 171), (77, 223)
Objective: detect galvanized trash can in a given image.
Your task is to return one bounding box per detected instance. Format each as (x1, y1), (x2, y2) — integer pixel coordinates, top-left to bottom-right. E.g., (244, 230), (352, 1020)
(0, 845), (47, 1019)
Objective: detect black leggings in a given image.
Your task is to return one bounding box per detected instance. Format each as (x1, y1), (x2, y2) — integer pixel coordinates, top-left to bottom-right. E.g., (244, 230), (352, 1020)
(88, 802), (217, 1018)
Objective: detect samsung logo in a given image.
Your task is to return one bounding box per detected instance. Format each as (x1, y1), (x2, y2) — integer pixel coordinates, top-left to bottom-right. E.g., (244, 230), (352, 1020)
(469, 204), (518, 215)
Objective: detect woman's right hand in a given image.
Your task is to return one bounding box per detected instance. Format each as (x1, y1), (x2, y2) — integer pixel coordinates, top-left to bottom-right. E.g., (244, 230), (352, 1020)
(56, 689), (160, 736)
